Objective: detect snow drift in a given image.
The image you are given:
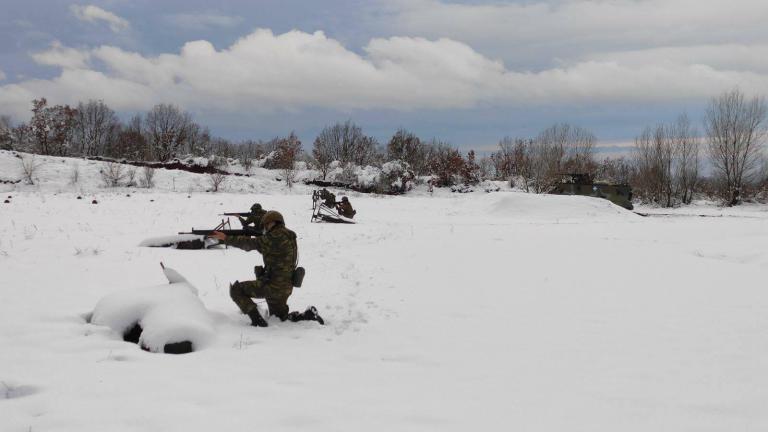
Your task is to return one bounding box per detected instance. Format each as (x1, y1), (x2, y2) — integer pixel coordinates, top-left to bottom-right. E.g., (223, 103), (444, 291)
(484, 192), (637, 222)
(90, 265), (215, 353)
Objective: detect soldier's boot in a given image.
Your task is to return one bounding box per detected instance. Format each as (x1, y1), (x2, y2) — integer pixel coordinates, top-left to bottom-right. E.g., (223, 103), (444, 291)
(247, 307), (268, 327)
(287, 306), (324, 325)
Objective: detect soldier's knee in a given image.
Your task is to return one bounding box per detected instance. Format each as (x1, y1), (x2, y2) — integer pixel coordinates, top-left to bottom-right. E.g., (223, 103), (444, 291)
(268, 302), (289, 321)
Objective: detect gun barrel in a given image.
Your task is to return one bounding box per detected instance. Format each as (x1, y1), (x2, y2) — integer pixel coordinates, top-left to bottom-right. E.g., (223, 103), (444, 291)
(178, 229), (262, 237)
(220, 212), (251, 217)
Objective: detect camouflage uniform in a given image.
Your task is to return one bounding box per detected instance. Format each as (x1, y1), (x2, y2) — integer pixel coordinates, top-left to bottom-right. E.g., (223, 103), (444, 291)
(336, 200), (356, 219)
(225, 225), (297, 320)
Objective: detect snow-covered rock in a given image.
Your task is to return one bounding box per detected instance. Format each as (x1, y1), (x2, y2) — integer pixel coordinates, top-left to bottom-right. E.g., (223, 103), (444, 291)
(90, 265), (214, 353)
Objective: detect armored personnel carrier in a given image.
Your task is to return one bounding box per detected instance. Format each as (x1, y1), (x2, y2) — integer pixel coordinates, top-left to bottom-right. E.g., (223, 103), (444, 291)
(550, 173), (633, 210)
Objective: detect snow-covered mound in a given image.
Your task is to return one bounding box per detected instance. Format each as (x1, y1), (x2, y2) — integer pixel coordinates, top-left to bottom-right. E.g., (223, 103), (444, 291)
(91, 265), (214, 353)
(483, 192), (637, 222)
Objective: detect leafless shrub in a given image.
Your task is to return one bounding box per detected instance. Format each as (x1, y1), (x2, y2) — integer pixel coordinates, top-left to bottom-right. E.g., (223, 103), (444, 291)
(124, 167), (137, 187)
(100, 162), (125, 187)
(208, 172), (227, 192)
(140, 166), (156, 188)
(19, 154), (43, 185)
(69, 163), (80, 185)
(206, 156), (228, 192)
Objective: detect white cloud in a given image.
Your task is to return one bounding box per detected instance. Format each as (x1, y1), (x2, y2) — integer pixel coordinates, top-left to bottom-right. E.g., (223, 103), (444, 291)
(31, 41), (91, 69)
(379, 0), (768, 68)
(70, 5), (130, 33)
(166, 13), (243, 30)
(0, 70), (5, 81)
(1, 29), (767, 121)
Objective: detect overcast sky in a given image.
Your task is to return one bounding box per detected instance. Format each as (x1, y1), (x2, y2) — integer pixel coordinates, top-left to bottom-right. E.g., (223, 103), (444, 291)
(1, 0), (767, 152)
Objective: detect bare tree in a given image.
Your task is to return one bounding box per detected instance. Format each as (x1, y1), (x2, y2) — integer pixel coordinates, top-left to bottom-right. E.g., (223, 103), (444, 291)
(387, 129), (428, 174)
(633, 124), (675, 206)
(671, 114), (700, 204)
(30, 98), (78, 156)
(312, 121), (378, 174)
(428, 140), (465, 186)
(536, 123), (597, 175)
(112, 115), (148, 160)
(631, 115), (700, 207)
(491, 137), (517, 181)
(12, 123), (33, 152)
(478, 155), (495, 180)
(73, 100), (119, 156)
(0, 115), (12, 150)
(462, 150), (481, 185)
(144, 104), (194, 161)
(595, 157), (634, 185)
(705, 89), (767, 205)
(312, 136), (333, 180)
(527, 136), (562, 193)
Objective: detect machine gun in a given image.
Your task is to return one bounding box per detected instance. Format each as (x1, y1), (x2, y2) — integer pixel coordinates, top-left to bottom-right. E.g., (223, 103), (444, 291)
(311, 189), (355, 224)
(220, 212), (251, 217)
(178, 218), (262, 237)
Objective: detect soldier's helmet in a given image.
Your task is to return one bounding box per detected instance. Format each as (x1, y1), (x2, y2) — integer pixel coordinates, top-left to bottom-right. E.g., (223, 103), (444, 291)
(341, 196), (349, 202)
(251, 203), (262, 212)
(262, 210), (285, 227)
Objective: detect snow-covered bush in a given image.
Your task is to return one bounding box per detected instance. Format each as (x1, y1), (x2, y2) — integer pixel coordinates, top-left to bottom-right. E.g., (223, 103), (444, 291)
(378, 160), (415, 193)
(480, 180), (501, 193)
(451, 184), (473, 193)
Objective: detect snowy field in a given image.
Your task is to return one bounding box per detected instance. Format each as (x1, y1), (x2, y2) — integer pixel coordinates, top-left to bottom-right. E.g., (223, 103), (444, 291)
(1, 153), (768, 431)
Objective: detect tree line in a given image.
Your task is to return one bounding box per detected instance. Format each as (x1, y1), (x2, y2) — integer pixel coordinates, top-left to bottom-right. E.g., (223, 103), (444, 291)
(1, 89), (766, 205)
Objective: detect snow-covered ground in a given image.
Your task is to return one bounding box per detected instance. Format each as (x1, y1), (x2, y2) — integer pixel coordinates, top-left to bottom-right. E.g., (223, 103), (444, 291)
(1, 152), (768, 431)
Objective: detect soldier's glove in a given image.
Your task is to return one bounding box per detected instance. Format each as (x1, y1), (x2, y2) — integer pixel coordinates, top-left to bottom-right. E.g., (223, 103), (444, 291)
(254, 265), (265, 278)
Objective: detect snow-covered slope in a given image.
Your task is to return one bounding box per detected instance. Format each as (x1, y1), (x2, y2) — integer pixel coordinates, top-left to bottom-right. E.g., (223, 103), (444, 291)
(1, 152), (767, 431)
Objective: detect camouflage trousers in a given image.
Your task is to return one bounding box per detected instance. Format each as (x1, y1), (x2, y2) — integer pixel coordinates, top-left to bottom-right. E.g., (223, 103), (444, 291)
(230, 279), (293, 320)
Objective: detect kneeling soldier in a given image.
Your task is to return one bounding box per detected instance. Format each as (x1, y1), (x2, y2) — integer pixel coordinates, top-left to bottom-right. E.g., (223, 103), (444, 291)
(211, 211), (323, 327)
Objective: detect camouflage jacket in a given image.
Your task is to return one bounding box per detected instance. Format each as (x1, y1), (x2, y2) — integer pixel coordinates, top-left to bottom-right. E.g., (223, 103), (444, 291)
(225, 225), (298, 283)
(240, 209), (266, 232)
